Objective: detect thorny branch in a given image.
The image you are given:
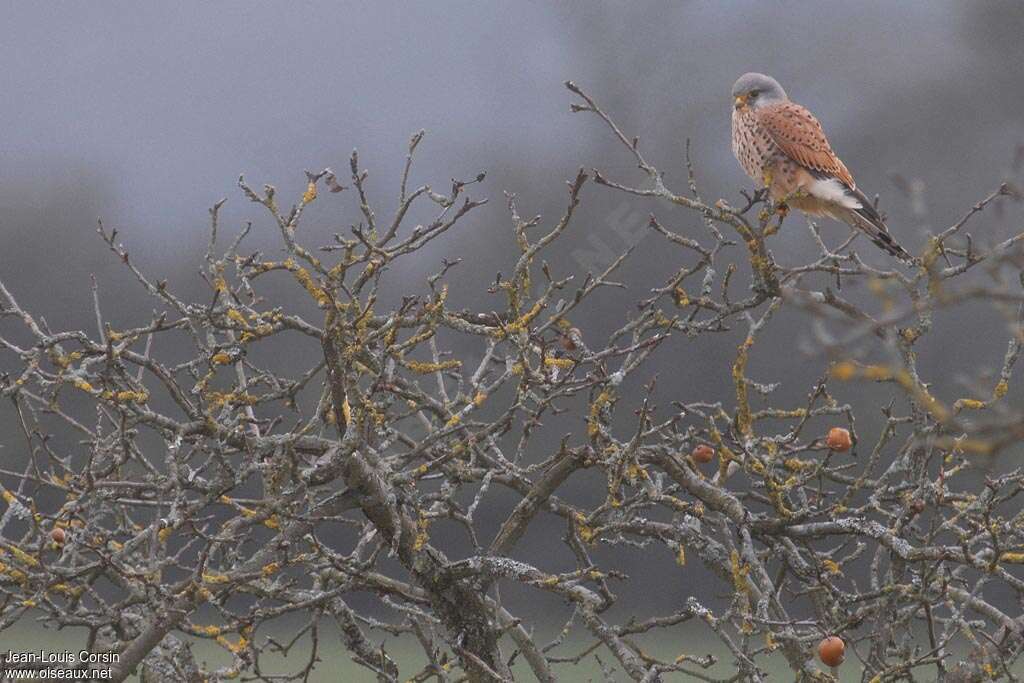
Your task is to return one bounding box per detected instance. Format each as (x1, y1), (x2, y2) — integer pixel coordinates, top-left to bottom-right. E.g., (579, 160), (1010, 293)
(0, 81), (1023, 682)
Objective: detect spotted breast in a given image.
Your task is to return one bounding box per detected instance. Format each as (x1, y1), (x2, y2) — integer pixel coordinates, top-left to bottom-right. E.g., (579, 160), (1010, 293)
(731, 106), (779, 183)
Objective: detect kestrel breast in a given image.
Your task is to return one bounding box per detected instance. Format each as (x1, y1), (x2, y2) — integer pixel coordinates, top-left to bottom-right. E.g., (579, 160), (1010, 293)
(731, 109), (776, 182)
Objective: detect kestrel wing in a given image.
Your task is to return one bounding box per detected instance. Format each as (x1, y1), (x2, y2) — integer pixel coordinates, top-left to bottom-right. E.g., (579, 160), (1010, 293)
(755, 102), (855, 189)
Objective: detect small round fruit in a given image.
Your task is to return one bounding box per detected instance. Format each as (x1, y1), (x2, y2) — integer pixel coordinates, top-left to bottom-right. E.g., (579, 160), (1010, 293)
(51, 527), (66, 545)
(826, 427), (852, 452)
(818, 636), (845, 667)
(910, 499), (926, 514)
(692, 444), (715, 464)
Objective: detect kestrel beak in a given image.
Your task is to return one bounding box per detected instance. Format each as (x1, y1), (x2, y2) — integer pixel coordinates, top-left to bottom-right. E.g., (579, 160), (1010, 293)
(734, 95), (747, 110)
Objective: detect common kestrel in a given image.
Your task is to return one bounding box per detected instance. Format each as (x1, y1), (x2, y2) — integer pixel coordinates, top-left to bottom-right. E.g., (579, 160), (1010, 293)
(731, 72), (910, 261)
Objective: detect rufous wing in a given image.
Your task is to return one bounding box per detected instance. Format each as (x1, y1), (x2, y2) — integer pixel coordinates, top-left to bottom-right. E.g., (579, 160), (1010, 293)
(755, 102), (855, 189)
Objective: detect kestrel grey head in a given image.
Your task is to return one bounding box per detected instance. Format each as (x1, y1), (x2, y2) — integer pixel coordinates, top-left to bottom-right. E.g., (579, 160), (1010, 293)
(731, 72), (788, 110)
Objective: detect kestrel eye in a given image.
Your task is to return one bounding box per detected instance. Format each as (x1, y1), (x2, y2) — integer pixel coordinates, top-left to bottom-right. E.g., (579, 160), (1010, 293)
(749, 90), (759, 98)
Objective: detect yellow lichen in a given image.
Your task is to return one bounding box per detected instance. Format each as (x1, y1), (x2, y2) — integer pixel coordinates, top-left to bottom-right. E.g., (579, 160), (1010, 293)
(830, 361), (857, 381)
(496, 300), (544, 337)
(891, 369), (950, 422)
(587, 391), (613, 439)
(225, 308), (249, 327)
(901, 327), (921, 344)
(302, 181), (317, 204)
(574, 512), (596, 544)
(625, 463), (644, 481)
(994, 380), (1009, 399)
(289, 265), (330, 307)
(196, 624), (223, 637)
(404, 359), (462, 374)
(955, 398), (986, 411)
(49, 583), (82, 597)
(863, 364), (893, 381)
(413, 515), (430, 551)
(53, 351), (83, 369)
(732, 336), (754, 437)
(9, 546), (39, 568)
(202, 572), (230, 584)
(206, 391), (260, 409)
(784, 458), (812, 472)
(4, 567), (27, 584)
(216, 635), (248, 654)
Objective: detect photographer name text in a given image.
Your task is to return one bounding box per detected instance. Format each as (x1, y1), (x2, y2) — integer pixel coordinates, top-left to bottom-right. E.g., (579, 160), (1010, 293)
(4, 650), (119, 664)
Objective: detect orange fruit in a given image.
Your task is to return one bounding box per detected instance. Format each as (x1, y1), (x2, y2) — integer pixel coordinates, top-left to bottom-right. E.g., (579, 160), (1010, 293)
(826, 427), (852, 452)
(692, 444), (715, 464)
(818, 636), (845, 667)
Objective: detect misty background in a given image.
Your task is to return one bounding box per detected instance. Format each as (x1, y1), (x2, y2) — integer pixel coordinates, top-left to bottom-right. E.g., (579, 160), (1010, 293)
(3, 0), (1024, 643)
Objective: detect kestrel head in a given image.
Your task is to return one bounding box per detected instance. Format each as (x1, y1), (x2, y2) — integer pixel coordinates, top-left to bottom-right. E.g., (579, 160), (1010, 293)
(732, 72), (788, 111)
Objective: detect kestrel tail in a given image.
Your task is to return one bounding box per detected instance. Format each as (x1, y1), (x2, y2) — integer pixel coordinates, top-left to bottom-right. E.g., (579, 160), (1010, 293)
(730, 72), (911, 262)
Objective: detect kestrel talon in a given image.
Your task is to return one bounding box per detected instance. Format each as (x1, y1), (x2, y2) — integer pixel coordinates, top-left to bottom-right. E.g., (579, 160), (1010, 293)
(731, 72), (911, 261)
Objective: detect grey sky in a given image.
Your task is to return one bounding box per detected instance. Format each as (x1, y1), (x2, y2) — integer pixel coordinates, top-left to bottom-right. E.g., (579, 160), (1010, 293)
(3, 2), (1018, 258)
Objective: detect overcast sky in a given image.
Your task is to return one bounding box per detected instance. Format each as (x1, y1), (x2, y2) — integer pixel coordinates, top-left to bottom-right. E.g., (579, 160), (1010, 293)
(3, 3), (1020, 257)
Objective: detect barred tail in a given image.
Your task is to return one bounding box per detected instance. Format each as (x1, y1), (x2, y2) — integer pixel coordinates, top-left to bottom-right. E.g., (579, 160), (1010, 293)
(842, 188), (912, 262)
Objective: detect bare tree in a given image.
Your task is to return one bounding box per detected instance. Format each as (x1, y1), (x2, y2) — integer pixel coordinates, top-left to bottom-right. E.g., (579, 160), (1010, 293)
(1, 82), (1024, 682)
